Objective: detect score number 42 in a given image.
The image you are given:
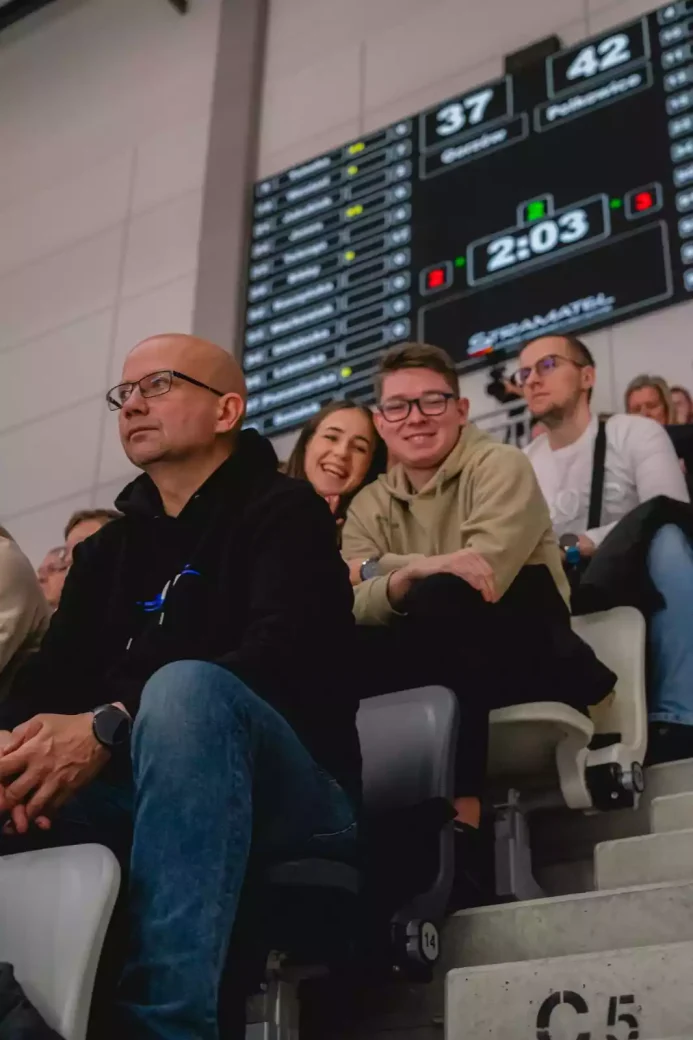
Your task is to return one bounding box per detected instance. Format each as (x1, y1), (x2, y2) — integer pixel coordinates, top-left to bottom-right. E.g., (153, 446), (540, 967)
(565, 32), (631, 81)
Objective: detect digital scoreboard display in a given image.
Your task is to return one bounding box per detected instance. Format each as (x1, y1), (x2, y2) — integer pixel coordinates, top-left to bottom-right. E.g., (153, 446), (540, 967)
(242, 1), (693, 436)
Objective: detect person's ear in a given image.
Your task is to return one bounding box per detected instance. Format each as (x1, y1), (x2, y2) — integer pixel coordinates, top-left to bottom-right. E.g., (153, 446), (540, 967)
(582, 366), (596, 396)
(373, 408), (388, 439)
(455, 396), (470, 423)
(215, 393), (246, 434)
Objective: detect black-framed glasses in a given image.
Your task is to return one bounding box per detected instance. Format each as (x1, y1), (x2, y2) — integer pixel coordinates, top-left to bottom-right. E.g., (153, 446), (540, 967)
(106, 370), (224, 411)
(378, 391), (457, 423)
(511, 354), (589, 389)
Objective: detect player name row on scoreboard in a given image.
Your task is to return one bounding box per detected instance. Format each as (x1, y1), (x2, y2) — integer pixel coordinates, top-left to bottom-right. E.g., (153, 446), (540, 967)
(245, 342), (393, 422)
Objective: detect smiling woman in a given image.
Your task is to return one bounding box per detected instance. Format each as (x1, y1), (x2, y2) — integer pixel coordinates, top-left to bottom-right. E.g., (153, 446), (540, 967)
(285, 400), (386, 526)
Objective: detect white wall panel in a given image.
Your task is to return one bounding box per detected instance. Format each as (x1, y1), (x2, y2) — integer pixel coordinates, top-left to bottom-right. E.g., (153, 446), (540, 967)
(0, 150), (133, 279)
(0, 227), (123, 352)
(120, 190), (203, 301)
(363, 0), (585, 110)
(0, 309), (113, 435)
(0, 398), (103, 517)
(259, 43), (362, 156)
(132, 113), (211, 216)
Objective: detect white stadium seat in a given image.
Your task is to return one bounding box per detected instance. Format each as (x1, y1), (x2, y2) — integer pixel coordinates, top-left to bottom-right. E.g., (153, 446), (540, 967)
(487, 606), (647, 899)
(0, 844), (120, 1040)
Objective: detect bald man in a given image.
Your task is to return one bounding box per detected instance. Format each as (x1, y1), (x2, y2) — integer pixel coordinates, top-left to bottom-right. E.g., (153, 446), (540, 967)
(0, 334), (359, 1039)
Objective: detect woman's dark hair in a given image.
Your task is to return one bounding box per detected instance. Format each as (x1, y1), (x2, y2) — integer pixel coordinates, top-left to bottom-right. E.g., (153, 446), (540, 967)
(286, 399), (386, 517)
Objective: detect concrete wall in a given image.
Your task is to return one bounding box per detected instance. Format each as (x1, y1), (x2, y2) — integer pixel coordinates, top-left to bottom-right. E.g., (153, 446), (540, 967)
(0, 0), (221, 562)
(258, 0), (693, 461)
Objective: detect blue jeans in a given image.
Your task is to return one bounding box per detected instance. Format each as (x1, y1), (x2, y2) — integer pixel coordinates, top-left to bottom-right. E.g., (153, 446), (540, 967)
(0, 661), (357, 1039)
(648, 524), (693, 727)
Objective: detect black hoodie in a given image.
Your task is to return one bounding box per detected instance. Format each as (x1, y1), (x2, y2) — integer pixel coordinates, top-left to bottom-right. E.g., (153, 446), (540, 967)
(5, 431), (361, 801)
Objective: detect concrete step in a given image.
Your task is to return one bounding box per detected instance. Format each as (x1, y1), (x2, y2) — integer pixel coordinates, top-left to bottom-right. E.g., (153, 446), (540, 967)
(596, 828), (693, 889)
(531, 758), (693, 867)
(444, 879), (693, 970)
(652, 792), (693, 834)
(303, 881), (693, 1036)
(446, 940), (693, 1040)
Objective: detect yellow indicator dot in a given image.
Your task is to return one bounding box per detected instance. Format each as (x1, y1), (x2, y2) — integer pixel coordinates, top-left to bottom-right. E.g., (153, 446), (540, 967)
(341, 366), (353, 378)
(344, 250), (356, 262)
(348, 142), (365, 154)
(345, 204), (363, 219)
(347, 164), (359, 175)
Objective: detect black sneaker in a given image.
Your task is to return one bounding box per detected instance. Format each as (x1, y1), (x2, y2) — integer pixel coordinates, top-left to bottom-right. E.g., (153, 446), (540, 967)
(447, 821), (496, 913)
(646, 722), (693, 766)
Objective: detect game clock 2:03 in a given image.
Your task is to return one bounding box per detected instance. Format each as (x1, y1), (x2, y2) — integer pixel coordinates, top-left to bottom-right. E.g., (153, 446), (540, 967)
(467, 195), (610, 286)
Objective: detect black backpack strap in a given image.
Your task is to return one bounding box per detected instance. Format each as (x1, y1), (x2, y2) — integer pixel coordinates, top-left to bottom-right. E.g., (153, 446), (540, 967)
(588, 419), (607, 531)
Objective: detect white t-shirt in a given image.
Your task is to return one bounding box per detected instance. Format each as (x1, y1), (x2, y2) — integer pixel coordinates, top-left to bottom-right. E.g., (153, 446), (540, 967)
(524, 414), (690, 547)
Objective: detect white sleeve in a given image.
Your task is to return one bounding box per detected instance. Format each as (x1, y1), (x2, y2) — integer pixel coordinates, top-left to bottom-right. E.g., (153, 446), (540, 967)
(584, 519), (618, 549)
(628, 418), (690, 505)
(584, 418), (688, 547)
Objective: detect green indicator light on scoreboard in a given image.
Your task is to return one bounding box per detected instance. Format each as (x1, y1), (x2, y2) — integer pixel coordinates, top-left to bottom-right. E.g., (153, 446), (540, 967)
(610, 198), (623, 209)
(525, 200), (546, 222)
(454, 255), (466, 267)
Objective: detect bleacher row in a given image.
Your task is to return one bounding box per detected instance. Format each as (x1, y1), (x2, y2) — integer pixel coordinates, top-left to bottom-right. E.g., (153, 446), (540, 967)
(0, 604), (647, 1040)
(2, 338), (693, 1040)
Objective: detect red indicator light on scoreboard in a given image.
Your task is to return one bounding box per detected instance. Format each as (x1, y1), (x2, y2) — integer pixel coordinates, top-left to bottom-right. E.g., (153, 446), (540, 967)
(625, 183), (663, 221)
(634, 191), (655, 212)
(420, 260), (453, 295)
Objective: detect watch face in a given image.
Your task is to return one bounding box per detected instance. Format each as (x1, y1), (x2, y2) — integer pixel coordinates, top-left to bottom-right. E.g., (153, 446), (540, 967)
(94, 706), (130, 748)
(360, 558), (380, 582)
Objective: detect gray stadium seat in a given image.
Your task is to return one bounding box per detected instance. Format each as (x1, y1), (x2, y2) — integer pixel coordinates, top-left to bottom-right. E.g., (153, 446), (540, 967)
(245, 685), (459, 1038)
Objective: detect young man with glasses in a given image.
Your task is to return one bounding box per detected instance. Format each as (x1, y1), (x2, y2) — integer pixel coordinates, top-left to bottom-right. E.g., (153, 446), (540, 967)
(342, 342), (615, 906)
(519, 333), (693, 764)
(0, 334), (360, 1039)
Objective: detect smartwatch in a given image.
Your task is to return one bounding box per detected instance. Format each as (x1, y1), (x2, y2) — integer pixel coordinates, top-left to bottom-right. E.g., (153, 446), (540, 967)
(559, 533), (581, 567)
(359, 557), (381, 582)
(92, 704), (132, 751)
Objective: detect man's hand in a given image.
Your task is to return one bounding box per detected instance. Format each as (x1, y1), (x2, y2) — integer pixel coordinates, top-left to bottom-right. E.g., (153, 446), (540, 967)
(577, 534), (597, 558)
(387, 549), (498, 608)
(348, 559), (363, 586)
(0, 713), (110, 834)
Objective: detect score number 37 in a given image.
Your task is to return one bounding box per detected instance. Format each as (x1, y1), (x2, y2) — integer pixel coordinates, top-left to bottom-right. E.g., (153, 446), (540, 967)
(435, 88), (495, 138)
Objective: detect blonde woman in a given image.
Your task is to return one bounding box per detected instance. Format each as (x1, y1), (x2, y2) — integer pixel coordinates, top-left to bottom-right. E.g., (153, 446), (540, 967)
(625, 374), (674, 426)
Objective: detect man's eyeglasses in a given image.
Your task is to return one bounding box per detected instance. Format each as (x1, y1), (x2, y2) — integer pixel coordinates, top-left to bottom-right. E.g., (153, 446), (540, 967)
(106, 370), (224, 411)
(511, 354), (590, 388)
(378, 391), (457, 423)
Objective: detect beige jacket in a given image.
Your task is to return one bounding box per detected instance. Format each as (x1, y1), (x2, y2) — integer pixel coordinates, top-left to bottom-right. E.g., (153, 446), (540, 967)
(341, 424), (570, 625)
(0, 526), (50, 699)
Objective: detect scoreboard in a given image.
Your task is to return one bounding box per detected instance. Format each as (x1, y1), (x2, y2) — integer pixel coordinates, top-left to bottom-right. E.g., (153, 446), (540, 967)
(242, 1), (693, 436)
